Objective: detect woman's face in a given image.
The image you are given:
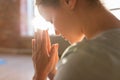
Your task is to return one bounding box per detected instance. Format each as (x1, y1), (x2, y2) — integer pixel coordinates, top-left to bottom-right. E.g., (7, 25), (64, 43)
(38, 4), (84, 43)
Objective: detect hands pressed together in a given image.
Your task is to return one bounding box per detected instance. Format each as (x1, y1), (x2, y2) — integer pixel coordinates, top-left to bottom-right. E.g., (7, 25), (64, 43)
(32, 30), (59, 80)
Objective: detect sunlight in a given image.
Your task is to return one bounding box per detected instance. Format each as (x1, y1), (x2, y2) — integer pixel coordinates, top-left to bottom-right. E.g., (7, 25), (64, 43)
(32, 2), (55, 35)
(102, 0), (120, 20)
(103, 0), (120, 9)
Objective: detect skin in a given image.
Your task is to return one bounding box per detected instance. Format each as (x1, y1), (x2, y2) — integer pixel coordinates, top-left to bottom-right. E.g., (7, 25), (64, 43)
(32, 0), (120, 80)
(37, 0), (120, 43)
(32, 30), (58, 80)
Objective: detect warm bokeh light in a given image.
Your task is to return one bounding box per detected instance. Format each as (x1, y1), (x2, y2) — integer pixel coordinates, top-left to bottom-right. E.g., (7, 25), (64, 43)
(32, 1), (55, 35)
(102, 0), (120, 20)
(32, 16), (55, 35)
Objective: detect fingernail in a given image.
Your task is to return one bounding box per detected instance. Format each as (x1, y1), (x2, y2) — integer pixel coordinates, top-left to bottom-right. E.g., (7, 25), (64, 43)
(55, 44), (59, 50)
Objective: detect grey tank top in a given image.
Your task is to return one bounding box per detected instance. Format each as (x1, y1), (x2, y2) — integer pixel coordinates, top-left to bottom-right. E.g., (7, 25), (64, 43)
(54, 28), (120, 80)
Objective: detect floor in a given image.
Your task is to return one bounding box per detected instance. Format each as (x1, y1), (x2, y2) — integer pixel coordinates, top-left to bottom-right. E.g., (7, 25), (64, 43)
(0, 54), (34, 80)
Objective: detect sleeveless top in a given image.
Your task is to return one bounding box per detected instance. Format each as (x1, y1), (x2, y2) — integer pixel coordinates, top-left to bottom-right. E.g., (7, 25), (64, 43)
(54, 28), (120, 80)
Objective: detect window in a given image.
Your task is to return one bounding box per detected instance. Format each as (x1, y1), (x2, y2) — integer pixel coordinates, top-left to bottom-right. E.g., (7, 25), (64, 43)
(20, 0), (55, 36)
(20, 0), (34, 36)
(103, 0), (120, 19)
(32, 3), (55, 35)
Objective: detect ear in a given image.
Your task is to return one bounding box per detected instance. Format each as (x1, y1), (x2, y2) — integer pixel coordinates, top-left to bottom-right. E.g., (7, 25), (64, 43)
(64, 0), (77, 10)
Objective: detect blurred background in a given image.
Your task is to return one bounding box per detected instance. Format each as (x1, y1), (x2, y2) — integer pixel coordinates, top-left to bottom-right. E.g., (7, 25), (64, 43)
(0, 0), (119, 80)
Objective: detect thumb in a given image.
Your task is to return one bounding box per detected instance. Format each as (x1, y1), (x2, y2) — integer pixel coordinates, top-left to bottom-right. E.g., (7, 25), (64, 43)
(49, 43), (59, 59)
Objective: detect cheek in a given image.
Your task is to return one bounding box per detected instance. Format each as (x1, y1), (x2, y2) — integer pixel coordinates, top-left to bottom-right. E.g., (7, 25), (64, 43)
(52, 10), (78, 42)
(53, 19), (83, 43)
(53, 19), (67, 36)
(53, 14), (70, 35)
(53, 20), (73, 42)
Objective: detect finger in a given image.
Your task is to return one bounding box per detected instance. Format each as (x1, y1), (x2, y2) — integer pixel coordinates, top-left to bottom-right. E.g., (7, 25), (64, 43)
(37, 29), (43, 49)
(34, 32), (37, 47)
(55, 44), (59, 62)
(46, 30), (51, 53)
(55, 43), (59, 62)
(48, 44), (58, 73)
(49, 43), (59, 60)
(32, 39), (36, 61)
(53, 44), (59, 72)
(42, 30), (49, 56)
(54, 44), (59, 71)
(36, 29), (39, 50)
(32, 39), (36, 53)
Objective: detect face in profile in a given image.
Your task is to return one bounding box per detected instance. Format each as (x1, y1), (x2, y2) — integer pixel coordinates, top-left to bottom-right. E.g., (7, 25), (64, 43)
(37, 0), (84, 44)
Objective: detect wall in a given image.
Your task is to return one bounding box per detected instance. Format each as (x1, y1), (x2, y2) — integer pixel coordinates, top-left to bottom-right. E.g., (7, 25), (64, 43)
(0, 0), (33, 54)
(0, 0), (21, 48)
(0, 0), (70, 55)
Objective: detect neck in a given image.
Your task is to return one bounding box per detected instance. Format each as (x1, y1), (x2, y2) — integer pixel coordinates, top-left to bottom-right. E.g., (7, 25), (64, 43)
(77, 5), (120, 39)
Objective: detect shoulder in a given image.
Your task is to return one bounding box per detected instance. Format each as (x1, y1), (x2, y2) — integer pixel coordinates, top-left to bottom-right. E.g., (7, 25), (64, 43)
(54, 28), (120, 80)
(60, 28), (120, 65)
(55, 40), (113, 80)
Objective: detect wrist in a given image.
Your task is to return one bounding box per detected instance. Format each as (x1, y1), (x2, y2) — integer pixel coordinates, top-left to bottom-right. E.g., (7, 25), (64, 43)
(48, 69), (56, 80)
(33, 72), (48, 80)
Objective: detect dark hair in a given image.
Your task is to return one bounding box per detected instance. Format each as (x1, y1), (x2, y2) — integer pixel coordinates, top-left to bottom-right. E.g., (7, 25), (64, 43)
(36, 0), (101, 7)
(36, 0), (59, 7)
(86, 0), (100, 6)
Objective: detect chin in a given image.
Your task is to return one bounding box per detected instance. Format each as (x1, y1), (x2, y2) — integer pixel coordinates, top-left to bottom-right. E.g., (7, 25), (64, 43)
(69, 38), (84, 44)
(62, 35), (85, 44)
(68, 40), (78, 44)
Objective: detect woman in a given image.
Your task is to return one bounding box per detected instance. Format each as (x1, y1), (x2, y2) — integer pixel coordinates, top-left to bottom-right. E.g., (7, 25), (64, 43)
(32, 0), (120, 80)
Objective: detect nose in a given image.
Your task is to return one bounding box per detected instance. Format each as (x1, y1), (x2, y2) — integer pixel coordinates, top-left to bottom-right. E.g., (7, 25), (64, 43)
(55, 30), (61, 36)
